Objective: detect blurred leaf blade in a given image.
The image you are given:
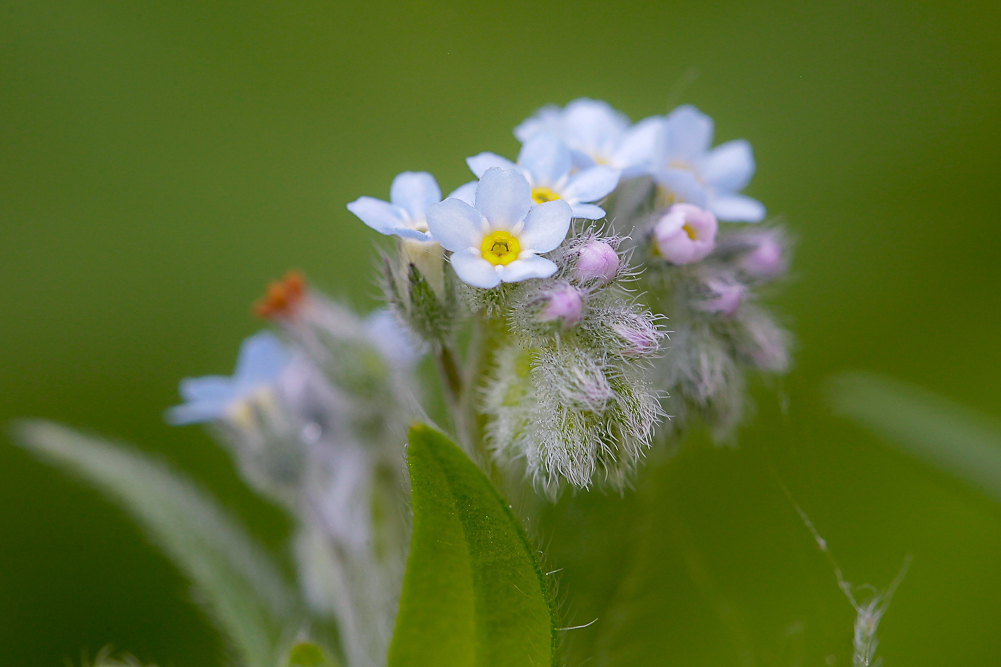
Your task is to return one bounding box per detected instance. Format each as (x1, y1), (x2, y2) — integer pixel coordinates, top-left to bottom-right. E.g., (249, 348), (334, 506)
(13, 420), (303, 667)
(388, 424), (554, 667)
(828, 371), (1001, 502)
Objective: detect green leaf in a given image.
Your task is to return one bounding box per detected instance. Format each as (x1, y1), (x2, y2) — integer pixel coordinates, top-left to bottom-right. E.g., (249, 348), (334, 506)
(13, 420), (304, 667)
(388, 424), (554, 667)
(828, 371), (1001, 502)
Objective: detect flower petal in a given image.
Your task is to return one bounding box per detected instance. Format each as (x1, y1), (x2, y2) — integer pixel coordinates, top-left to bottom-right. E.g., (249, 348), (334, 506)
(391, 227), (435, 242)
(450, 248), (501, 288)
(498, 255), (558, 283)
(467, 152), (517, 179)
(570, 203), (607, 220)
(517, 133), (571, 187)
(235, 331), (291, 386)
(664, 105), (714, 161)
(177, 376), (235, 404)
(518, 199), (572, 252)
(654, 169), (708, 208)
(709, 194), (766, 222)
(425, 198), (486, 252)
(699, 139), (755, 192)
(562, 98), (629, 155)
(514, 104), (562, 143)
(562, 165), (620, 203)
(165, 399), (231, 425)
(446, 181), (477, 206)
(614, 115), (664, 174)
(475, 167), (533, 228)
(347, 196), (409, 235)
(389, 171), (441, 221)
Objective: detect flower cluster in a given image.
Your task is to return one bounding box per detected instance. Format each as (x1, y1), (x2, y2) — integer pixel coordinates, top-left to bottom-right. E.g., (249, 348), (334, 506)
(167, 97), (792, 666)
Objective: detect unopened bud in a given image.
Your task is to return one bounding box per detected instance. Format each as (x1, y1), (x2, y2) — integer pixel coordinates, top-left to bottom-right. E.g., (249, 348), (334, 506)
(693, 278), (746, 316)
(738, 230), (785, 279)
(539, 284), (584, 328)
(612, 315), (661, 357)
(652, 203), (717, 264)
(575, 240), (620, 284)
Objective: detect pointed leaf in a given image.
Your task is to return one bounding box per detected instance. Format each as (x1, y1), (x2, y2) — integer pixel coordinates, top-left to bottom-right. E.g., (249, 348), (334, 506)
(13, 420), (303, 667)
(388, 424), (554, 667)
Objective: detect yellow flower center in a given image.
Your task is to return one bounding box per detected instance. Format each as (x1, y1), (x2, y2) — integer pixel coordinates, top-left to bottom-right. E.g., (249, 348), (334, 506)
(531, 187), (560, 204)
(683, 224), (696, 240)
(480, 230), (521, 266)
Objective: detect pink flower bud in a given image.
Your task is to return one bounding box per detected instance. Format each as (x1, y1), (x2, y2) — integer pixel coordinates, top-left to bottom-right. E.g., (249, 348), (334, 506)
(612, 316), (661, 357)
(575, 240), (620, 283)
(693, 278), (746, 316)
(738, 230), (785, 279)
(539, 285), (584, 327)
(652, 203), (717, 264)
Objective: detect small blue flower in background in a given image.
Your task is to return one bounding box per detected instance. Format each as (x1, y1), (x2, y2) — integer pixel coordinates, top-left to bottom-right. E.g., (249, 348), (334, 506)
(514, 98), (662, 175)
(364, 308), (426, 369)
(652, 105), (765, 223)
(466, 133), (620, 220)
(426, 167), (572, 289)
(166, 331), (291, 425)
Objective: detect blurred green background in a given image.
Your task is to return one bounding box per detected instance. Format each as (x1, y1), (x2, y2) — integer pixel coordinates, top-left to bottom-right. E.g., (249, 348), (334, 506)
(2, 0), (999, 665)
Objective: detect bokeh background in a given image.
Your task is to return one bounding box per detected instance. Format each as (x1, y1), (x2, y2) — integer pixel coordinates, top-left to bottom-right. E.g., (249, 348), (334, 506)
(2, 1), (999, 665)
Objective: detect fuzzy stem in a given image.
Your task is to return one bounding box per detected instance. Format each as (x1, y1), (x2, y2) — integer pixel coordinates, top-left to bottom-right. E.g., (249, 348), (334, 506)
(454, 312), (506, 486)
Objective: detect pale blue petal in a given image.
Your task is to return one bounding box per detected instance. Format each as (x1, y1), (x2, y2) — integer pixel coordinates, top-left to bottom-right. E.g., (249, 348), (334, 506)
(569, 148), (597, 171)
(165, 400), (231, 425)
(389, 171), (441, 220)
(347, 197), (409, 235)
(563, 165), (620, 203)
(614, 116), (664, 171)
(475, 168), (532, 227)
(517, 133), (571, 187)
(426, 198), (485, 252)
(391, 226), (434, 242)
(446, 181), (477, 206)
(570, 203), (607, 220)
(518, 199), (572, 252)
(178, 376), (235, 404)
(710, 194), (766, 222)
(514, 104), (562, 143)
(664, 105), (714, 161)
(498, 255), (558, 283)
(235, 331), (291, 387)
(562, 98), (628, 155)
(450, 248), (501, 289)
(654, 169), (709, 208)
(699, 139), (755, 192)
(365, 308), (424, 367)
(467, 152), (517, 179)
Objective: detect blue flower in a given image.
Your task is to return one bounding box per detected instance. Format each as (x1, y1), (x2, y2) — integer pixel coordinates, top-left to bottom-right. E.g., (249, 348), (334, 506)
(514, 98), (662, 176)
(426, 168), (572, 289)
(651, 105), (765, 223)
(466, 133), (619, 220)
(347, 172), (473, 242)
(165, 331), (291, 425)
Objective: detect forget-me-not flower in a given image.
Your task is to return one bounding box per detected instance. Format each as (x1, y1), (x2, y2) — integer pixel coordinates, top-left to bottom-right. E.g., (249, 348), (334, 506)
(166, 331), (291, 425)
(652, 105), (765, 223)
(515, 98), (663, 175)
(347, 171), (473, 242)
(466, 133), (619, 220)
(426, 168), (572, 289)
